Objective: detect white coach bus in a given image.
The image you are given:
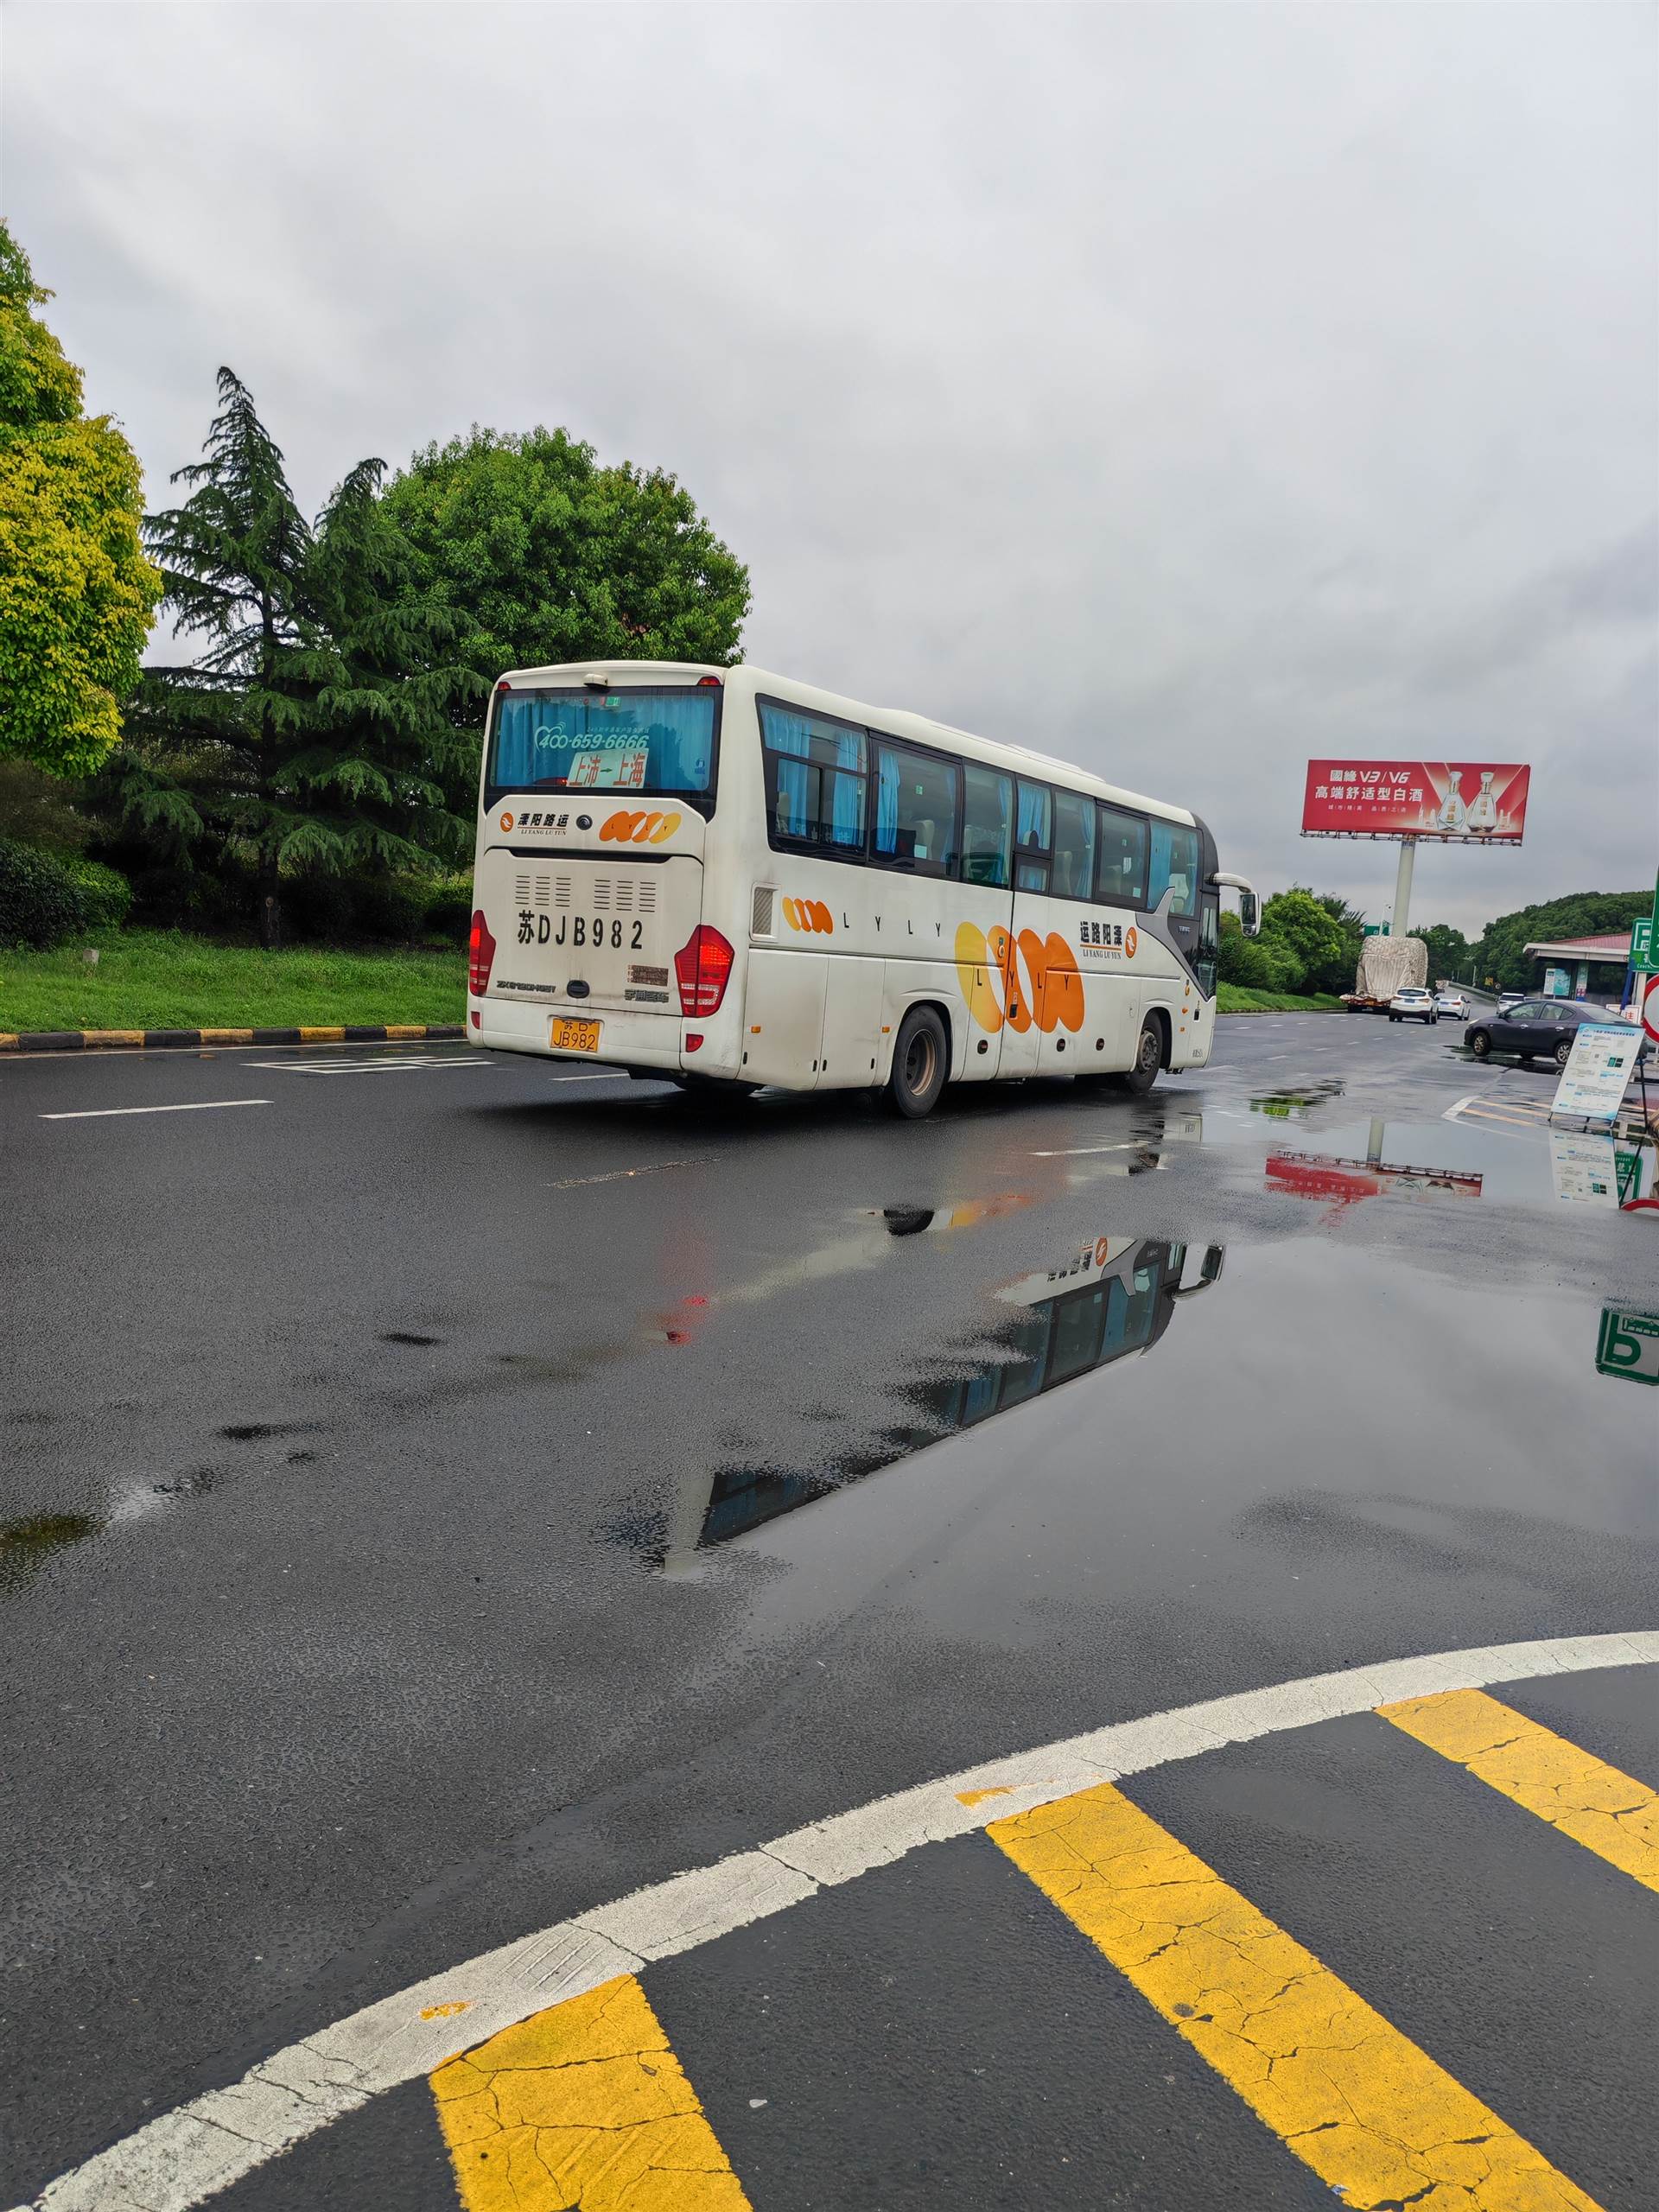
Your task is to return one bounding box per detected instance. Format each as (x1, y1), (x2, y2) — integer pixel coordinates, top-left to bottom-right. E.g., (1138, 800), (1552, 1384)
(467, 661), (1257, 1116)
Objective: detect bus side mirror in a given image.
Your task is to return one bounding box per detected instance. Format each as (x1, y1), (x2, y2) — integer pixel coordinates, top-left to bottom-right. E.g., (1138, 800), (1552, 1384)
(1239, 889), (1260, 937)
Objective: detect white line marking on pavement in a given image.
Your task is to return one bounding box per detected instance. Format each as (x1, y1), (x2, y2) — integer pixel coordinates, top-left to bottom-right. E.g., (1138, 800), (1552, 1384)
(1028, 1142), (1141, 1158)
(548, 1155), (721, 1189)
(37, 1100), (272, 1122)
(15, 1628), (1656, 2212)
(245, 1057), (495, 1075)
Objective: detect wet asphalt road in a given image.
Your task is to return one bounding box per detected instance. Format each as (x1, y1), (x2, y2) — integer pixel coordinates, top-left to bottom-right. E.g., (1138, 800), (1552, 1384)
(3, 1013), (1656, 2209)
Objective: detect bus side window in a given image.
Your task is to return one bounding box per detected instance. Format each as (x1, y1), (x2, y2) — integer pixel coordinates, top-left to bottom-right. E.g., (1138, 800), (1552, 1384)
(874, 741), (962, 877)
(962, 765), (1013, 889)
(1096, 805), (1147, 907)
(760, 701), (868, 853)
(1149, 820), (1198, 916)
(1015, 780), (1051, 893)
(1052, 790), (1096, 902)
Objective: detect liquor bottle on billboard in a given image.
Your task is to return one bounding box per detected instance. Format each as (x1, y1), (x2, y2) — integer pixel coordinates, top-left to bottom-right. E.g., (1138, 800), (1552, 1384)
(1436, 773), (1466, 834)
(1465, 771), (1497, 833)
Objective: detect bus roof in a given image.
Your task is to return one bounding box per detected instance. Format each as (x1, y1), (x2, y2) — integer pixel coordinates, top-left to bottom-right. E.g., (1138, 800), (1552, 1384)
(493, 659), (1198, 828)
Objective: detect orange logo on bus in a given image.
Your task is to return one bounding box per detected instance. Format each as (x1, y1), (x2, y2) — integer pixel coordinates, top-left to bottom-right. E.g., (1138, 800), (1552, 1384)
(1124, 926), (1138, 959)
(499, 810), (514, 831)
(600, 809), (681, 845)
(782, 897), (834, 934)
(954, 922), (1084, 1035)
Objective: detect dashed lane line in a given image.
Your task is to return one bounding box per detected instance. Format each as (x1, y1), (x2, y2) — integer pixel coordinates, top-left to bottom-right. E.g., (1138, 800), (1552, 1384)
(12, 1630), (1656, 2212)
(990, 1783), (1600, 2212)
(432, 1974), (752, 2212)
(1380, 1688), (1659, 1891)
(37, 1099), (272, 1122)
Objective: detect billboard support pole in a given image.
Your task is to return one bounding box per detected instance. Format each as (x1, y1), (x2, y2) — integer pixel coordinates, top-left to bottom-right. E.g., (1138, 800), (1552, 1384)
(1389, 837), (1416, 938)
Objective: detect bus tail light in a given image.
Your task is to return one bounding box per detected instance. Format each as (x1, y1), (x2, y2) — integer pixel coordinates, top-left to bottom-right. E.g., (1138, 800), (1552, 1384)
(468, 909), (497, 997)
(674, 926), (734, 1018)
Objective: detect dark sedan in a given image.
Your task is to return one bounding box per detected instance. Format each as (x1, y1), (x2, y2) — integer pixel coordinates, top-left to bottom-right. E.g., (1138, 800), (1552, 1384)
(1464, 997), (1632, 1068)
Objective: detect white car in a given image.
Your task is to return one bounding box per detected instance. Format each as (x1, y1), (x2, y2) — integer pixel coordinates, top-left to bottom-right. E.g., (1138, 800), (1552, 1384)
(1388, 988), (1439, 1025)
(1435, 990), (1468, 1018)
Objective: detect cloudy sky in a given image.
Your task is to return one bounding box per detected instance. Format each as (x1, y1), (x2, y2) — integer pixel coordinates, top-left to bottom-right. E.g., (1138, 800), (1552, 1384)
(8, 3), (1655, 934)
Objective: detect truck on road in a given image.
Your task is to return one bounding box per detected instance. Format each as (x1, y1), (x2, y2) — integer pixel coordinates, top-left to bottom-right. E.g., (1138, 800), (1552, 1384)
(1343, 932), (1428, 1014)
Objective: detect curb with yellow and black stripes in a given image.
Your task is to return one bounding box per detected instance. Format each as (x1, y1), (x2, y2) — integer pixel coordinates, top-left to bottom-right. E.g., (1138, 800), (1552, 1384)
(0, 1022), (466, 1054)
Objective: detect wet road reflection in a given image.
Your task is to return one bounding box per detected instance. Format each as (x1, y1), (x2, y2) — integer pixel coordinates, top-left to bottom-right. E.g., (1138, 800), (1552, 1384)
(634, 1234), (1226, 1573)
(1249, 1079), (1347, 1118)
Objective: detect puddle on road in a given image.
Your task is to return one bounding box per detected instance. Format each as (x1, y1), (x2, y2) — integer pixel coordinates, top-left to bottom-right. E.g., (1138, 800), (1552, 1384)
(0, 1510), (105, 1592)
(614, 1233), (1226, 1573)
(1248, 1080), (1347, 1120)
(1263, 1118), (1658, 1214)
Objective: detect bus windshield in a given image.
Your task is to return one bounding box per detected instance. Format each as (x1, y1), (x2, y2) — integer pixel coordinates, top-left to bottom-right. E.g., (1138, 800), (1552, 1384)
(487, 687), (718, 807)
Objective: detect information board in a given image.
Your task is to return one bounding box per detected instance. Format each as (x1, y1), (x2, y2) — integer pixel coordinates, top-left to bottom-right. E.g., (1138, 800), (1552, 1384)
(1550, 1024), (1640, 1123)
(1548, 1129), (1618, 1206)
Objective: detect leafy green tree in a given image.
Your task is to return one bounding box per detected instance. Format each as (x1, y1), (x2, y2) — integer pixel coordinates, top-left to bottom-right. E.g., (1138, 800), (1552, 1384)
(104, 370), (476, 944)
(379, 426), (750, 685)
(1258, 886), (1352, 995)
(1410, 921), (1471, 985)
(0, 222), (161, 775)
(1217, 910), (1307, 992)
(1471, 892), (1651, 990)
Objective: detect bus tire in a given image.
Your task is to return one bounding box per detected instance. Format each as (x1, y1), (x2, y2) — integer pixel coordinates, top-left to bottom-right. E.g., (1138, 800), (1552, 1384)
(1121, 1014), (1163, 1096)
(887, 1004), (948, 1119)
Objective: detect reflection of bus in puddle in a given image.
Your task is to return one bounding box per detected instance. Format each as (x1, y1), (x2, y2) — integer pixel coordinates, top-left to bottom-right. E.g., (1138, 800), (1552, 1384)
(662, 1236), (1224, 1568)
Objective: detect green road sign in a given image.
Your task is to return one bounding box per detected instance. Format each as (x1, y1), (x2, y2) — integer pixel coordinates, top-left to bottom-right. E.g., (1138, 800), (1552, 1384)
(1631, 871), (1659, 973)
(1596, 1306), (1659, 1386)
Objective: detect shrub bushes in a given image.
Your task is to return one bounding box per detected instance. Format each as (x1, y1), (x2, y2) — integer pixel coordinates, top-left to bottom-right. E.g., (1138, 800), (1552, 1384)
(59, 855), (132, 930)
(0, 837), (89, 949)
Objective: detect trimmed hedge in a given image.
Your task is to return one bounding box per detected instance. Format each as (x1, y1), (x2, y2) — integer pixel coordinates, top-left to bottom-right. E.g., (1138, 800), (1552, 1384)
(0, 838), (87, 950)
(60, 855), (132, 931)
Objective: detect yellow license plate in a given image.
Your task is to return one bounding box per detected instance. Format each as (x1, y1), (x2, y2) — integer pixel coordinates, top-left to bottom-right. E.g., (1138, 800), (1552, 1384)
(549, 1016), (601, 1054)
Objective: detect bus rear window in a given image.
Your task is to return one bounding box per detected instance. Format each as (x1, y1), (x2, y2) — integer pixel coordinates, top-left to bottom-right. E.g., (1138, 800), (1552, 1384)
(487, 689), (718, 807)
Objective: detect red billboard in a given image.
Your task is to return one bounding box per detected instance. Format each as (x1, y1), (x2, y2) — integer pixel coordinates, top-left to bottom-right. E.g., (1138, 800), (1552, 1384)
(1301, 760), (1530, 842)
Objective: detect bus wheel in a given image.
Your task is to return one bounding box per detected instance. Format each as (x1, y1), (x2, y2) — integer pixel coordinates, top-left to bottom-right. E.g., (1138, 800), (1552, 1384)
(1121, 1016), (1163, 1096)
(887, 1005), (948, 1118)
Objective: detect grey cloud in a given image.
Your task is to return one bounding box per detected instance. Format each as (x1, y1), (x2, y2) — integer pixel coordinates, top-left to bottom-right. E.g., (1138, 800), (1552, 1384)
(5, 0), (1655, 939)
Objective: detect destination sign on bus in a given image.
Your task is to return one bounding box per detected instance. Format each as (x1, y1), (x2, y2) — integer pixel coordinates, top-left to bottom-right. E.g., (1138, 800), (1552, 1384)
(1301, 760), (1530, 842)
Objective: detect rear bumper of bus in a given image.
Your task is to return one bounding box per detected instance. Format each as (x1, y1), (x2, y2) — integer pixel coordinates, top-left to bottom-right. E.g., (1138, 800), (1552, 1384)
(469, 995), (745, 1079)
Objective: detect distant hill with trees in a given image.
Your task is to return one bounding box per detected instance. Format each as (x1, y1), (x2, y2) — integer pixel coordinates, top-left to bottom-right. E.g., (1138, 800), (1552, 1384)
(1465, 891), (1651, 990)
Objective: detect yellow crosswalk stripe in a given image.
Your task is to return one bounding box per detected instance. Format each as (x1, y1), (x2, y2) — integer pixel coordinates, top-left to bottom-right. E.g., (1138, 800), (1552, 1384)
(430, 1972), (753, 2211)
(989, 1781), (1603, 2212)
(1379, 1688), (1659, 1892)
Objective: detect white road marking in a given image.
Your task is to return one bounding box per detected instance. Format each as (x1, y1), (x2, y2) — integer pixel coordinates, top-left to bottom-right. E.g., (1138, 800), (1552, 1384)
(245, 1057), (495, 1076)
(15, 1628), (1656, 2212)
(547, 1155), (721, 1189)
(1028, 1141), (1141, 1159)
(37, 1100), (272, 1122)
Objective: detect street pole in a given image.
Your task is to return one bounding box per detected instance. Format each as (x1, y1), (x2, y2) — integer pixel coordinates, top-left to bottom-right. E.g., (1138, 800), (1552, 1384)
(1389, 837), (1416, 938)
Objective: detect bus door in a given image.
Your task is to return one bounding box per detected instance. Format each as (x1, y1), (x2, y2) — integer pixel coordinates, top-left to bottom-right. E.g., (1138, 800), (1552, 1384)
(957, 765), (1025, 1078)
(1003, 779), (1057, 1078)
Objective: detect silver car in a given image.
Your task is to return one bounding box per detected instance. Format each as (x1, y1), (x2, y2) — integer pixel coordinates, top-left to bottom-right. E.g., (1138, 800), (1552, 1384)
(1389, 988), (1439, 1025)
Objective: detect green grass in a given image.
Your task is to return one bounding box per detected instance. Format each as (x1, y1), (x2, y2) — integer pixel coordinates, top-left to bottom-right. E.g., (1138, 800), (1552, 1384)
(2, 928), (1344, 1034)
(0, 929), (464, 1033)
(1217, 985), (1344, 1014)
